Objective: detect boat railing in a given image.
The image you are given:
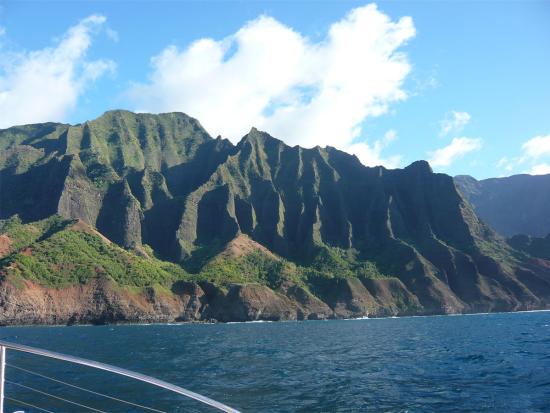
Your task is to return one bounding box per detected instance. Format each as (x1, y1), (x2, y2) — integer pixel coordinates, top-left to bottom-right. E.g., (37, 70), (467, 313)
(0, 340), (240, 413)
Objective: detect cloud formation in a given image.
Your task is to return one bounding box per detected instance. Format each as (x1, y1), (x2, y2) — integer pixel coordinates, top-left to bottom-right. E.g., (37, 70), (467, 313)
(496, 134), (550, 175)
(521, 134), (550, 160)
(0, 15), (115, 129)
(348, 130), (402, 168)
(528, 163), (550, 175)
(496, 156), (514, 172)
(129, 4), (415, 167)
(439, 110), (471, 137)
(429, 137), (482, 168)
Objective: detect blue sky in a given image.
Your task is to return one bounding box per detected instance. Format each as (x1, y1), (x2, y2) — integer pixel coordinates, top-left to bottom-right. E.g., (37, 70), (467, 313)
(1, 1), (549, 178)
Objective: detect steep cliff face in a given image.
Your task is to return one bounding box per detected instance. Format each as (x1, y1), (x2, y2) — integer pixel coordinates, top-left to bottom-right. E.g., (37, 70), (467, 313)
(455, 174), (550, 237)
(0, 275), (431, 325)
(173, 129), (550, 314)
(0, 111), (234, 257)
(1, 111), (550, 324)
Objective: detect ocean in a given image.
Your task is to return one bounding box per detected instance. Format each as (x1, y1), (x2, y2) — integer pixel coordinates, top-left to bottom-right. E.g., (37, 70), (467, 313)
(1, 311), (549, 412)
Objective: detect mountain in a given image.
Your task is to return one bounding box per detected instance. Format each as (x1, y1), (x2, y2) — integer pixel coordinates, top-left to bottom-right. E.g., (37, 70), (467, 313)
(455, 174), (550, 237)
(1, 110), (549, 324)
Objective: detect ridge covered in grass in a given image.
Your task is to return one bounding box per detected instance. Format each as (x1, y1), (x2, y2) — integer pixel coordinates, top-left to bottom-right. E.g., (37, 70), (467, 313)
(0, 215), (390, 297)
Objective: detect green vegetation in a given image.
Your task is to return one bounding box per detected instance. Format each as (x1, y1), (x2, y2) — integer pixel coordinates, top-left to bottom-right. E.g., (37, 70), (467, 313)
(0, 215), (69, 251)
(193, 243), (388, 292)
(0, 217), (189, 288)
(197, 250), (301, 288)
(0, 215), (388, 292)
(304, 246), (390, 281)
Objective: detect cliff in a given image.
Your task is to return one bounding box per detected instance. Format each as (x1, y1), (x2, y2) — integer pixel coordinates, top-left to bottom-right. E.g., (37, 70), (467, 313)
(1, 111), (549, 324)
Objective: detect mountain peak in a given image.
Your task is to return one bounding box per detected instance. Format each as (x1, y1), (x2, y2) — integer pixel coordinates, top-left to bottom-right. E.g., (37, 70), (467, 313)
(95, 109), (198, 122)
(100, 109), (135, 117)
(404, 160), (433, 174)
(215, 233), (278, 261)
(238, 127), (284, 148)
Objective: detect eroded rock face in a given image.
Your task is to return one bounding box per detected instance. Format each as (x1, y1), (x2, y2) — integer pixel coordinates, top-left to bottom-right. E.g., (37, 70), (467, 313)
(280, 282), (333, 320)
(0, 276), (406, 325)
(0, 111), (235, 258)
(361, 278), (422, 316)
(0, 277), (191, 325)
(204, 284), (298, 322)
(311, 278), (379, 318)
(4, 272), (543, 326)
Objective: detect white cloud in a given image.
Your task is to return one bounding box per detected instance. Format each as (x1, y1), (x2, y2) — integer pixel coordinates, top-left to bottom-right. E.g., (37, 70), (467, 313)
(439, 110), (471, 137)
(521, 134), (550, 160)
(0, 26), (5, 37)
(128, 3), (415, 166)
(348, 129), (402, 168)
(496, 156), (515, 172)
(106, 27), (119, 42)
(428, 137), (482, 168)
(496, 157), (508, 168)
(0, 15), (115, 129)
(496, 134), (550, 175)
(410, 71), (439, 95)
(528, 163), (550, 175)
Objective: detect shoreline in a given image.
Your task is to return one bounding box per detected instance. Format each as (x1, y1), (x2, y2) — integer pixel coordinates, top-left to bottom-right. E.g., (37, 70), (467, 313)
(1, 308), (549, 329)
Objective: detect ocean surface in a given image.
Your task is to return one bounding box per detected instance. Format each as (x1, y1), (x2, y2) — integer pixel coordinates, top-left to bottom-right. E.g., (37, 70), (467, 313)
(0, 312), (549, 413)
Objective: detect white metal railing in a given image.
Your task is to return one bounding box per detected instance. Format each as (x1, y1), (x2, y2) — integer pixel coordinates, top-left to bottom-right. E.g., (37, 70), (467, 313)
(0, 346), (5, 413)
(0, 340), (241, 413)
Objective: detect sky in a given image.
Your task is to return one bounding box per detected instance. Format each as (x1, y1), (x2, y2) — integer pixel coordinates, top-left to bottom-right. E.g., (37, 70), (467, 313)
(0, 0), (549, 179)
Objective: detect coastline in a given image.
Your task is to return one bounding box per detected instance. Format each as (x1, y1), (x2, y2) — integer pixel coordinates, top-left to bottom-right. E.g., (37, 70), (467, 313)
(1, 307), (549, 329)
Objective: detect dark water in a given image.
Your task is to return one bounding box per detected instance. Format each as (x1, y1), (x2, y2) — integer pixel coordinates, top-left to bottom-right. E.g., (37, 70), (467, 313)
(1, 312), (549, 413)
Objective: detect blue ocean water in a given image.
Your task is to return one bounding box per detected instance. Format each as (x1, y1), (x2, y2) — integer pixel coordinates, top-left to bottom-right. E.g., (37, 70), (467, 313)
(0, 311), (549, 412)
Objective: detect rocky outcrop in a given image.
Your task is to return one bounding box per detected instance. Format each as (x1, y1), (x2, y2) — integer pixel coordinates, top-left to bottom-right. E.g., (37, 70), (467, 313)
(361, 278), (422, 316)
(0, 274), (442, 325)
(0, 234), (12, 258)
(3, 270), (546, 326)
(203, 284), (299, 322)
(280, 282), (333, 320)
(0, 277), (180, 325)
(0, 273), (303, 325)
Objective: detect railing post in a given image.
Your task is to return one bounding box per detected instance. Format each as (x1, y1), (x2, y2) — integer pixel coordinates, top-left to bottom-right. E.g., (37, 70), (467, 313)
(0, 345), (5, 413)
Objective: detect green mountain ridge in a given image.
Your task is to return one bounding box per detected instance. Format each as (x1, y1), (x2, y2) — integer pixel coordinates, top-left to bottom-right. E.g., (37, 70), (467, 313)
(1, 110), (549, 324)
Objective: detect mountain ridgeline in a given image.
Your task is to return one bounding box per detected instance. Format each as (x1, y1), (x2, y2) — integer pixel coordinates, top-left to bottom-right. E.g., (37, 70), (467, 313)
(455, 174), (550, 238)
(1, 110), (549, 324)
